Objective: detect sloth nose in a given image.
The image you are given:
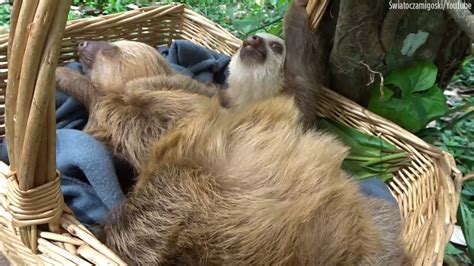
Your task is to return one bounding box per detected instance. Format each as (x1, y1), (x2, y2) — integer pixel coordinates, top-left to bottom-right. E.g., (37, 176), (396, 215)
(243, 35), (262, 48)
(78, 41), (88, 51)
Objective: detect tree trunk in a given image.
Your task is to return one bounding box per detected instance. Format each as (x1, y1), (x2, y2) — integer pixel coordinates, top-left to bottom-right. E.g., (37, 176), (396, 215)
(317, 0), (472, 106)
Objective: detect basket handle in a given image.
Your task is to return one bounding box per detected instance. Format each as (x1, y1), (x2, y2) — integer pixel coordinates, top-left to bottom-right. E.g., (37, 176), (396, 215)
(5, 0), (72, 252)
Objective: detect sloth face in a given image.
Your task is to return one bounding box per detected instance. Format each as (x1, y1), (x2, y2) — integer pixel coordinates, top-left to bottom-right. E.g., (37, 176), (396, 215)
(225, 33), (286, 107)
(78, 40), (117, 76)
(239, 33), (285, 65)
(77, 40), (172, 91)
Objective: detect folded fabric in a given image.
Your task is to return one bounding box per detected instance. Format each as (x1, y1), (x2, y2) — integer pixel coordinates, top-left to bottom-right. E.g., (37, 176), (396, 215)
(56, 129), (125, 226)
(358, 177), (399, 207)
(158, 40), (231, 86)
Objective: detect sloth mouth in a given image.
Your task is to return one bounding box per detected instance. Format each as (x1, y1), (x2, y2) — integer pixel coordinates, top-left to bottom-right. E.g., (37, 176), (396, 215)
(79, 54), (93, 68)
(239, 45), (267, 64)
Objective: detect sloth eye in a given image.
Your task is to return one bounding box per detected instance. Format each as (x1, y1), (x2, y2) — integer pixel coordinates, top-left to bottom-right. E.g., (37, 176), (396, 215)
(269, 42), (284, 55)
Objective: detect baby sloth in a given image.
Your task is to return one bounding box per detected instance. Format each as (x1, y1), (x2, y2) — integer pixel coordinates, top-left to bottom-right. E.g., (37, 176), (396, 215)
(55, 0), (410, 264)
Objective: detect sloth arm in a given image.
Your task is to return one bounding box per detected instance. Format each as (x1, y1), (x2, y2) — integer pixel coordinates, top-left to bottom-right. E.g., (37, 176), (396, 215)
(126, 74), (221, 98)
(282, 0), (323, 127)
(284, 0), (319, 80)
(55, 66), (101, 111)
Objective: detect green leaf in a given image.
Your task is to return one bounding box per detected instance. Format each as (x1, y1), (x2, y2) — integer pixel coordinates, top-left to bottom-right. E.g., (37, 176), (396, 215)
(266, 22), (283, 37)
(418, 84), (450, 120)
(369, 88), (424, 132)
(368, 63), (448, 133)
(462, 179), (474, 198)
(318, 119), (382, 157)
(233, 16), (261, 34)
(385, 62), (437, 94)
(324, 118), (399, 152)
(342, 161), (378, 180)
(318, 118), (408, 182)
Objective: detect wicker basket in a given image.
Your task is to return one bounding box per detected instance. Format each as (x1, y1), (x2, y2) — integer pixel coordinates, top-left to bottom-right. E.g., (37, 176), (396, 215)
(0, 2), (462, 265)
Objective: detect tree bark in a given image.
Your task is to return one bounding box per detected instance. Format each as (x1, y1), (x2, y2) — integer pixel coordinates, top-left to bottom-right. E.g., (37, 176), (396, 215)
(318, 0), (472, 106)
(447, 0), (474, 40)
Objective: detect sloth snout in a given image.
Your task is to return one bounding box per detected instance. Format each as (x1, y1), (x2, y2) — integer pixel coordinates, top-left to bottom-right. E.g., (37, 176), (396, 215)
(243, 35), (263, 49)
(240, 35), (267, 62)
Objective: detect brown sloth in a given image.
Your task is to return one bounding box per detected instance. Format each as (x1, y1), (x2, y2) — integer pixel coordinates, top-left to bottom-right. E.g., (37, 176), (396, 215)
(55, 0), (410, 264)
(104, 94), (409, 265)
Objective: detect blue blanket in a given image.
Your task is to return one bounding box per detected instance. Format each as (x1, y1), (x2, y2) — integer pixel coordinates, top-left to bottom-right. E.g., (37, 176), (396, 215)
(358, 177), (398, 207)
(158, 40), (230, 86)
(57, 129), (125, 228)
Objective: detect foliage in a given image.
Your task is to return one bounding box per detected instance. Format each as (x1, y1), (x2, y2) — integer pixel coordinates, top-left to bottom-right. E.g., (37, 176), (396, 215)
(368, 62), (449, 133)
(0, 1), (288, 39)
(159, 0), (288, 38)
(68, 0), (152, 20)
(0, 4), (10, 28)
(418, 102), (474, 175)
(318, 118), (410, 182)
(68, 0), (288, 39)
(451, 55), (474, 88)
(445, 242), (472, 265)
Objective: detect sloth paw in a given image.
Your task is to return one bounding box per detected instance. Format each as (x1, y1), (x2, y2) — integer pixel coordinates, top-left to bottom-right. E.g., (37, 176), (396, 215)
(55, 67), (73, 89)
(55, 66), (87, 92)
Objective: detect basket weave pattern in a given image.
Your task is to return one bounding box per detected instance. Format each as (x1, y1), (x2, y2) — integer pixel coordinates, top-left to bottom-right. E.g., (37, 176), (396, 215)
(0, 3), (462, 265)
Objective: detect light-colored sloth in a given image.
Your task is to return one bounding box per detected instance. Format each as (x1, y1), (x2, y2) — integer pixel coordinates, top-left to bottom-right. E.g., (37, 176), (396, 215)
(55, 0), (410, 264)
